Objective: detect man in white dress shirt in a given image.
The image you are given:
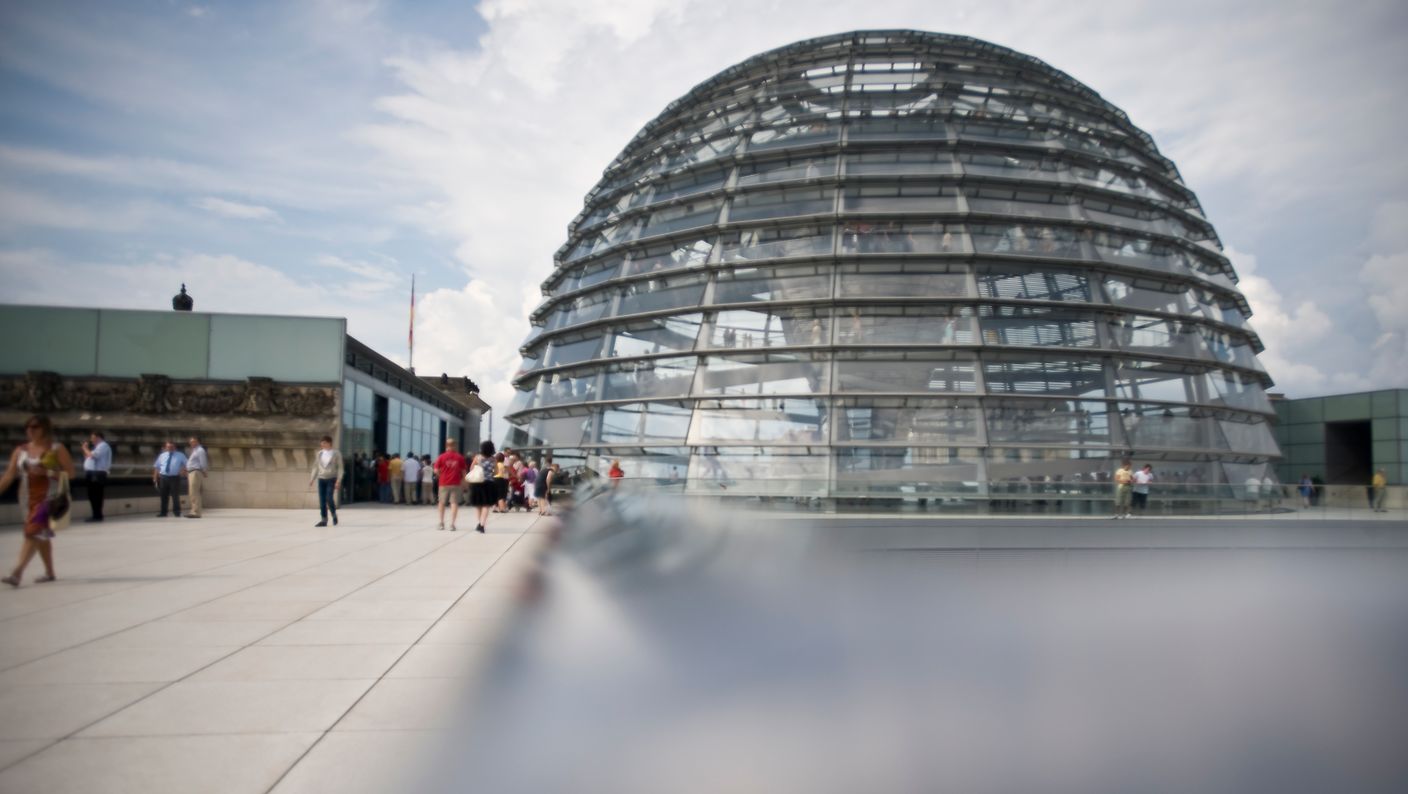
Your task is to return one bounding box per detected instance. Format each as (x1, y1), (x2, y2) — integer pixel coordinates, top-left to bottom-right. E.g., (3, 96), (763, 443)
(402, 453), (422, 505)
(185, 436), (210, 518)
(81, 430), (112, 523)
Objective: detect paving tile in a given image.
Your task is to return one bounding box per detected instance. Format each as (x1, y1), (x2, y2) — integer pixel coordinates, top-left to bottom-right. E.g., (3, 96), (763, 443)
(0, 683), (162, 740)
(303, 598), (454, 621)
(268, 730), (442, 794)
(0, 644), (237, 685)
(0, 739), (51, 770)
(191, 645), (406, 682)
(384, 643), (490, 679)
(80, 679), (376, 736)
(0, 733), (320, 794)
(89, 619), (287, 649)
(335, 678), (469, 731)
(417, 618), (505, 646)
(258, 619), (434, 646)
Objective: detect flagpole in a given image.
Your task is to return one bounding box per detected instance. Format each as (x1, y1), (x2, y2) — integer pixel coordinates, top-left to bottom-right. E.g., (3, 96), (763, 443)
(409, 274), (416, 373)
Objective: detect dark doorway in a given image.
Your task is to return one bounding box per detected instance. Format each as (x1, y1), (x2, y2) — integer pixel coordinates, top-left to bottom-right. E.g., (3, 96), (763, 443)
(1325, 420), (1371, 485)
(374, 395), (390, 455)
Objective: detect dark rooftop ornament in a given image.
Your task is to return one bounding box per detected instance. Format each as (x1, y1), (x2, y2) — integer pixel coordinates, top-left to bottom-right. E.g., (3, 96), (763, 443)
(172, 284), (193, 312)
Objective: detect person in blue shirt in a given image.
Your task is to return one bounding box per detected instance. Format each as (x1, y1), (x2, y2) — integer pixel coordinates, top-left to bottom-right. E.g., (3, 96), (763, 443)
(81, 430), (113, 522)
(152, 441), (187, 517)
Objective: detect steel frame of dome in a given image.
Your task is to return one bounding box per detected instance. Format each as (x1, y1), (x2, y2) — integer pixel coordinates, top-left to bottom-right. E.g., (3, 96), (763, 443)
(505, 29), (1281, 506)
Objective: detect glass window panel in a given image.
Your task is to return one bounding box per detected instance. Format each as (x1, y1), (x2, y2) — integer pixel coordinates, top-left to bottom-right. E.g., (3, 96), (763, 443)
(957, 150), (1065, 181)
(840, 221), (968, 254)
(606, 314), (703, 358)
(588, 447), (693, 482)
(549, 290), (614, 330)
(355, 383), (374, 417)
(847, 116), (949, 140)
(636, 198), (723, 239)
(688, 398), (828, 445)
(598, 402), (693, 445)
(524, 412), (595, 447)
(616, 274), (708, 317)
(1198, 328), (1259, 369)
(845, 148), (957, 176)
(965, 187), (1076, 221)
(687, 447), (829, 495)
(662, 134), (742, 168)
(693, 353), (830, 395)
(1219, 417), (1279, 456)
(601, 356), (697, 401)
(970, 223), (1083, 258)
(979, 307), (1100, 348)
(748, 121), (838, 151)
(1113, 363), (1197, 403)
(843, 183), (961, 213)
(1206, 370), (1272, 413)
(537, 369), (600, 406)
(737, 155), (837, 186)
(983, 356), (1108, 398)
(622, 236), (714, 277)
(836, 262), (971, 298)
(977, 266), (1093, 302)
(644, 167), (729, 205)
(835, 397), (983, 445)
(713, 264), (832, 304)
(718, 224), (833, 260)
(730, 186), (835, 222)
(984, 398), (1116, 445)
(564, 257), (625, 292)
(834, 352), (979, 393)
(835, 305), (977, 345)
(707, 307), (830, 349)
(835, 447), (983, 494)
(984, 447), (1123, 484)
(1119, 402), (1226, 450)
(543, 333), (604, 369)
(1107, 314), (1202, 357)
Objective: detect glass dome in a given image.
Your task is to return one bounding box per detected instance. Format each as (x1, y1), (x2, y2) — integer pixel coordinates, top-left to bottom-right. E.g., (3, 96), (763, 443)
(506, 30), (1280, 507)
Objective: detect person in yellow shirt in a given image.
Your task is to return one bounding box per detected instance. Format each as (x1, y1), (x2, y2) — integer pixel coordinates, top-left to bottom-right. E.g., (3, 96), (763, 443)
(389, 454), (404, 504)
(1371, 468), (1388, 512)
(1111, 458), (1134, 519)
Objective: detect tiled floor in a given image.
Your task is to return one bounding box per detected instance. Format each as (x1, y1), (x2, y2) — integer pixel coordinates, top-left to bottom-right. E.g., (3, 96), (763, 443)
(0, 506), (548, 793)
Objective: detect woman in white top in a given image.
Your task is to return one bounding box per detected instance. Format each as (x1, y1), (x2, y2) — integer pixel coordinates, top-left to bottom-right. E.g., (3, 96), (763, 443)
(0, 415), (75, 586)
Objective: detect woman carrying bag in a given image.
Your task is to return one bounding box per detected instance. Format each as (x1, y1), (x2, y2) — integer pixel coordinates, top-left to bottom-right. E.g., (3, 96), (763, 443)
(467, 441), (497, 534)
(1, 415), (75, 587)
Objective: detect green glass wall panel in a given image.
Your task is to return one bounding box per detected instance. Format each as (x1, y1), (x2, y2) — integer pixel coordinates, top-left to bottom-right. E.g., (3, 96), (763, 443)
(1279, 398), (1323, 425)
(1372, 440), (1398, 464)
(0, 306), (99, 376)
(1371, 390), (1398, 417)
(1286, 423), (1323, 445)
(209, 315), (344, 383)
(1372, 418), (1398, 442)
(97, 311), (210, 378)
(1324, 393), (1371, 422)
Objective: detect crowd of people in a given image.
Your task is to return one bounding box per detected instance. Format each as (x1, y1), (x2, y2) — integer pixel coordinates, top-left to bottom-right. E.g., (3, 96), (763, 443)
(336, 443), (561, 531)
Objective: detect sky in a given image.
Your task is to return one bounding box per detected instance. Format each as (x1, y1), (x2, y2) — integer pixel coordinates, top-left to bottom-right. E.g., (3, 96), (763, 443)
(1, 0), (1406, 433)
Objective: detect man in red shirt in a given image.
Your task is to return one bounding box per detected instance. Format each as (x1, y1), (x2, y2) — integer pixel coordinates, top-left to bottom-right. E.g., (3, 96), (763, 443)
(375, 454), (390, 503)
(434, 439), (468, 531)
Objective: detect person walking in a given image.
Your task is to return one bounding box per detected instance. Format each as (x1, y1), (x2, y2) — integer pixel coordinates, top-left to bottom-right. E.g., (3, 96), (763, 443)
(0, 415), (74, 587)
(434, 439), (468, 531)
(152, 440), (187, 518)
(1372, 468), (1388, 512)
(1131, 464), (1153, 515)
(540, 462), (560, 515)
(534, 460), (550, 513)
(185, 436), (210, 519)
(1298, 473), (1314, 509)
(389, 453), (403, 503)
(467, 441), (497, 533)
(1110, 458), (1133, 519)
(522, 461), (538, 510)
(421, 455), (434, 505)
(308, 435), (343, 526)
(608, 459), (625, 488)
(402, 453), (421, 505)
(493, 452), (509, 513)
(80, 430), (111, 523)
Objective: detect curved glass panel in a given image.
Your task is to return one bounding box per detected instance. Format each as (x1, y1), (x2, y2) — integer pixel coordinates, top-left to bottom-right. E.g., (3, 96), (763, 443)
(834, 351), (979, 393)
(693, 353), (829, 396)
(835, 397), (984, 445)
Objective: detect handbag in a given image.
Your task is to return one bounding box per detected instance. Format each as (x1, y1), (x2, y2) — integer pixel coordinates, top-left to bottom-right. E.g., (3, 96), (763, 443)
(46, 471), (73, 531)
(466, 458), (486, 484)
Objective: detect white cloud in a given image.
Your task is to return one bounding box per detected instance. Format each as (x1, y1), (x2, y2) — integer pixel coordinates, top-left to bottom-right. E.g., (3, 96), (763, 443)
(1357, 202), (1408, 389)
(193, 196), (281, 222)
